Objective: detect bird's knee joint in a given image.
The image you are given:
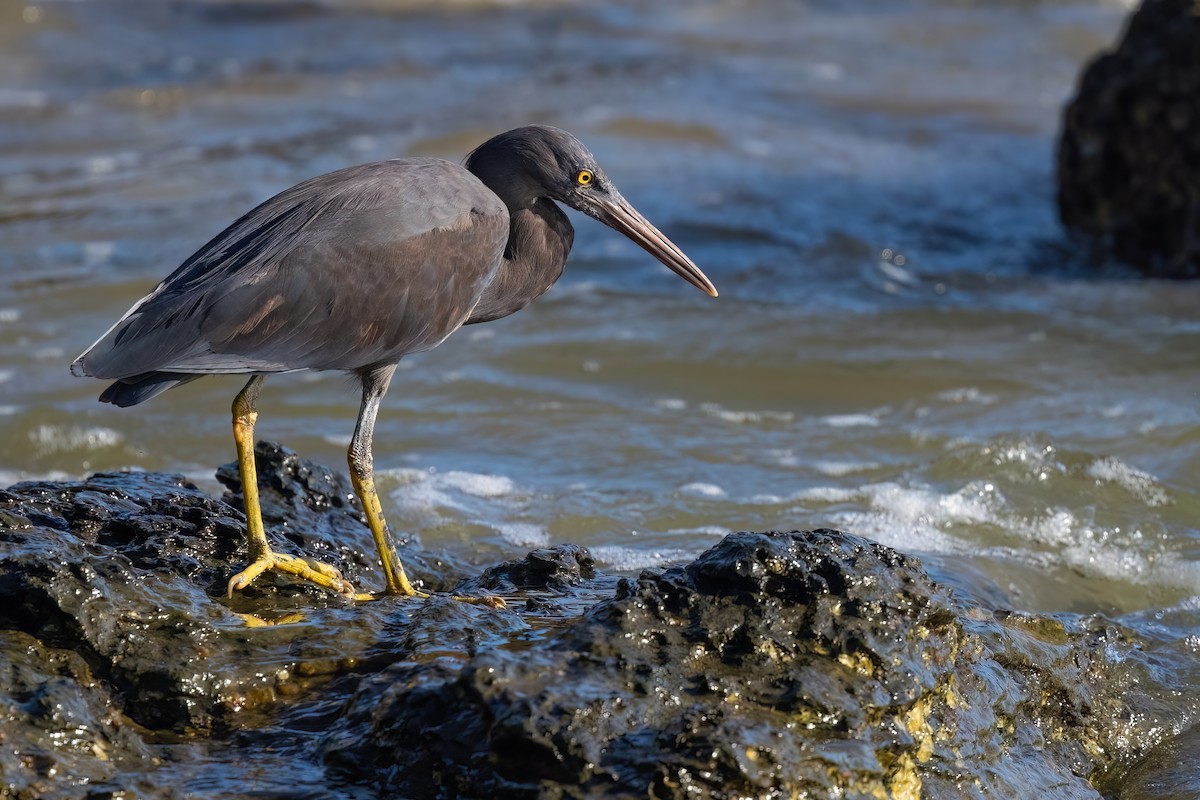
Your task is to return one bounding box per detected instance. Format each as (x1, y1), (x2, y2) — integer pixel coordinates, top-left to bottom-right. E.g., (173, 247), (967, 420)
(347, 448), (372, 478)
(233, 411), (258, 429)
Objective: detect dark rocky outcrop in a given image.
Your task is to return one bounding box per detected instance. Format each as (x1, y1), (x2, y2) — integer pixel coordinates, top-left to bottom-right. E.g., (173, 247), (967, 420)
(0, 443), (463, 738)
(317, 531), (1167, 799)
(1057, 0), (1200, 278)
(0, 443), (1194, 798)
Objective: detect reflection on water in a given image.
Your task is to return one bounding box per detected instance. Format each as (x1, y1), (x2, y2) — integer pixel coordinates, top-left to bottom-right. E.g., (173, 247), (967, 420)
(1, 0), (1197, 718)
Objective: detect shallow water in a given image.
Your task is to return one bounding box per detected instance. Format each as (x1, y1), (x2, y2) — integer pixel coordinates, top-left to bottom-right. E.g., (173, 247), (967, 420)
(2, 0), (1198, 759)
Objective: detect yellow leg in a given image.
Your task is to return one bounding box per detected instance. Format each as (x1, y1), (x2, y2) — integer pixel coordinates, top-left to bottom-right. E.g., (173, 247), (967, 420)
(349, 469), (425, 598)
(349, 467), (504, 607)
(348, 366), (504, 607)
(225, 376), (357, 599)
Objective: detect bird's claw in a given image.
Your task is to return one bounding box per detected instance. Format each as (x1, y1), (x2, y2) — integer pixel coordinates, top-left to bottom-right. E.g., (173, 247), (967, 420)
(226, 550), (506, 610)
(448, 593), (507, 609)
(347, 589), (506, 609)
(226, 551), (356, 598)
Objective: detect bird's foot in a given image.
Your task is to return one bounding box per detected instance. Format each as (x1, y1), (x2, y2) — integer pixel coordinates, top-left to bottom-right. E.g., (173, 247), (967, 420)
(350, 587), (430, 602)
(348, 588), (506, 608)
(455, 593), (508, 609)
(227, 551), (356, 598)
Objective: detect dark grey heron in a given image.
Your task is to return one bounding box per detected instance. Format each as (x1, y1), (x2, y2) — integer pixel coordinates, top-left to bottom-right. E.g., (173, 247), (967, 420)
(72, 125), (717, 602)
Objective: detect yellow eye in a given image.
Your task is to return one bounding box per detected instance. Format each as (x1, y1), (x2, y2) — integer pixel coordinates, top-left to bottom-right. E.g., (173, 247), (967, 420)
(575, 169), (594, 187)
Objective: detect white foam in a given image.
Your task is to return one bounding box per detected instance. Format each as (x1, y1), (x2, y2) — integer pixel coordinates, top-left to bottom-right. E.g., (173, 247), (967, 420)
(770, 448), (800, 467)
(379, 468), (454, 519)
(35, 347), (65, 362)
(808, 471), (1197, 594)
(379, 467), (524, 527)
(1087, 457), (1169, 507)
(1155, 561), (1200, 596)
(813, 460), (880, 477)
(866, 481), (994, 525)
(679, 482), (726, 499)
(829, 508), (966, 555)
(83, 241), (115, 266)
(496, 522), (549, 548)
(379, 467), (432, 485)
(820, 413), (880, 428)
(700, 403), (794, 425)
(439, 470), (516, 498)
(28, 425), (123, 455)
(1062, 538), (1151, 581)
(1042, 523), (1200, 593)
(792, 486), (860, 503)
(936, 387), (997, 405)
(986, 440), (1056, 468)
(0, 309), (20, 324)
(655, 398), (687, 411)
(1025, 508), (1076, 546)
(666, 525), (730, 538)
(589, 543), (700, 572)
(87, 155), (119, 175)
(806, 481), (999, 555)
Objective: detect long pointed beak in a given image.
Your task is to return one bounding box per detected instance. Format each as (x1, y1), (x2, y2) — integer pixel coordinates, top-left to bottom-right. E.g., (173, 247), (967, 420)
(592, 194), (718, 298)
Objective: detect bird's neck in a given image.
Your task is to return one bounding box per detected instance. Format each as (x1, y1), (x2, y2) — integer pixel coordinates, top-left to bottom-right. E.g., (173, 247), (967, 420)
(467, 197), (574, 324)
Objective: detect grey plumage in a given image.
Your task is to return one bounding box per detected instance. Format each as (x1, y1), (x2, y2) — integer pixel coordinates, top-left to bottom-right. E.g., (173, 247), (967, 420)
(76, 160), (508, 403)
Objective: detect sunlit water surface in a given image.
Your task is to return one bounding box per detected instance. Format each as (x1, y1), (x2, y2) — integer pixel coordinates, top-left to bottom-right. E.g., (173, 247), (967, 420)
(2, 0), (1198, 752)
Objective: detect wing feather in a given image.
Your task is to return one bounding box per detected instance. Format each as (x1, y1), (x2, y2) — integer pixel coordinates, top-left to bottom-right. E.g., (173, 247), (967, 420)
(74, 159), (509, 380)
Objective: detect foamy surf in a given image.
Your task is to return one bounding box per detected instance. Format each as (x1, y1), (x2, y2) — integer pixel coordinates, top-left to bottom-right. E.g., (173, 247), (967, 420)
(27, 425), (124, 457)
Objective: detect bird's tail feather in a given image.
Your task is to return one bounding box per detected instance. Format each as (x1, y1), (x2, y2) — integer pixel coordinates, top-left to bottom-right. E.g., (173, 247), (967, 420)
(98, 372), (199, 407)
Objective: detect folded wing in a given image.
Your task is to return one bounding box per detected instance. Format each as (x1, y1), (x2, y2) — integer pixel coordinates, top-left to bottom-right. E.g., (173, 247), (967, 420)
(73, 159), (509, 384)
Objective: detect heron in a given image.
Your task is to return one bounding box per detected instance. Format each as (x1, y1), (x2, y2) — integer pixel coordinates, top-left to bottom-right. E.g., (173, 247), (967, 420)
(71, 125), (717, 602)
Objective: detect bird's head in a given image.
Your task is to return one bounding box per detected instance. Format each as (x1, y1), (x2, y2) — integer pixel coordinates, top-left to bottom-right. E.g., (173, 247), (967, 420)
(466, 125), (717, 298)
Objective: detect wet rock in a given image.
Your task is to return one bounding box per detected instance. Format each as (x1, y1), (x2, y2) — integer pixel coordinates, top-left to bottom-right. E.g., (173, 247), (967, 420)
(1, 451), (1192, 798)
(455, 543), (616, 618)
(0, 630), (168, 800)
(1109, 724), (1200, 800)
(0, 442), (466, 737)
(318, 530), (1175, 799)
(469, 543), (597, 592)
(1057, 0), (1200, 277)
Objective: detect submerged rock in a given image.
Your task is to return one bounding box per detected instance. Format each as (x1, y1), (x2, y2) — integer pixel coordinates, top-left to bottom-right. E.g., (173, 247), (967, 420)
(0, 444), (1193, 798)
(1057, 0), (1200, 277)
